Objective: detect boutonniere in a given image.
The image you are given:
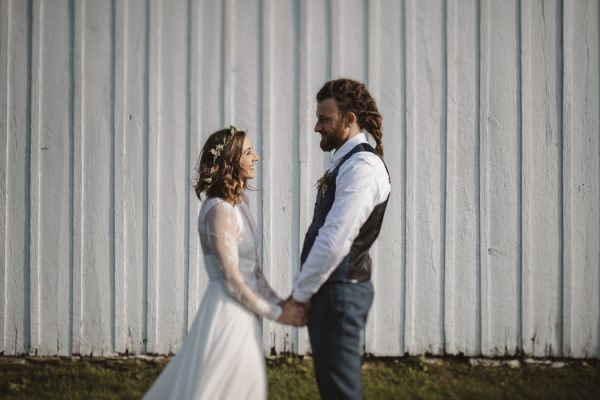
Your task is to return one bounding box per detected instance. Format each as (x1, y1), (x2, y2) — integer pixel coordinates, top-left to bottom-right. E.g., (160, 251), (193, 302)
(315, 171), (333, 198)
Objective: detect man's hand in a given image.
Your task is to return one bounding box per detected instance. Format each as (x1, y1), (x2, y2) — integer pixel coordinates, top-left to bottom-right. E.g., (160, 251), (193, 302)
(276, 298), (310, 327)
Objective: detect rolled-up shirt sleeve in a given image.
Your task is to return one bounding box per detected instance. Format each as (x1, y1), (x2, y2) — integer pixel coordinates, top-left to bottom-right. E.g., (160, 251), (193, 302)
(292, 153), (389, 303)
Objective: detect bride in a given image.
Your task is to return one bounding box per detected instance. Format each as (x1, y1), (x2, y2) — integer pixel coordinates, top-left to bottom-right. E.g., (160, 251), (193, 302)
(143, 126), (306, 399)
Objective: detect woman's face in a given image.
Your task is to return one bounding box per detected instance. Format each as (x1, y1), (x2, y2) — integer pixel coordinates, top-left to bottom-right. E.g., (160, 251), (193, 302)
(239, 135), (260, 180)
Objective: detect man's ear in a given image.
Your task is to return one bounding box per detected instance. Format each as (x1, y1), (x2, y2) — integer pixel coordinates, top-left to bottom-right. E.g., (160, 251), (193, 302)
(345, 111), (357, 126)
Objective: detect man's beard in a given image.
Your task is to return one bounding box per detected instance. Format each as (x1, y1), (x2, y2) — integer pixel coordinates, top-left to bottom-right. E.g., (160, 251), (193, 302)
(319, 122), (345, 152)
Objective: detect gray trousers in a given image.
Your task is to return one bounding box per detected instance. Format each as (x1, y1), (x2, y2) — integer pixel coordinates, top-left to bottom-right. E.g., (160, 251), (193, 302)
(308, 281), (374, 399)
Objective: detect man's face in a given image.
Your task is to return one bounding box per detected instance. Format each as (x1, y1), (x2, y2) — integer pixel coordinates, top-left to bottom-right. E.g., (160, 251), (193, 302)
(314, 98), (347, 152)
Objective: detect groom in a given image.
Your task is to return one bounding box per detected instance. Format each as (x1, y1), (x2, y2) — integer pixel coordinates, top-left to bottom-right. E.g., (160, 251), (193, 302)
(289, 78), (391, 399)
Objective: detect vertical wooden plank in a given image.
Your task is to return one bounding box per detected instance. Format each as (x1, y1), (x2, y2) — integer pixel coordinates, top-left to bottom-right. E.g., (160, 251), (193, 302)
(335, 0), (367, 80)
(197, 0), (224, 154)
(480, 0), (521, 356)
(268, 0), (299, 354)
(258, 0), (276, 354)
(28, 0), (41, 355)
(299, 0), (340, 355)
(113, 0), (127, 354)
(563, 0), (600, 358)
(79, 0), (113, 356)
(108, 0), (116, 355)
(231, 0), (261, 278)
(400, 0), (409, 356)
(444, 0), (479, 356)
(223, 0), (233, 124)
(145, 0), (161, 354)
(521, 0), (562, 357)
(403, 0), (416, 354)
(404, 0), (446, 355)
(364, 0), (380, 354)
(0, 0), (10, 354)
(256, 0), (279, 354)
(196, 0), (224, 326)
(120, 0), (150, 355)
(182, 0), (192, 336)
(373, 0), (407, 356)
(330, 0), (342, 78)
(71, 0), (84, 356)
(376, 0), (407, 356)
(155, 0), (188, 353)
(186, 0), (202, 334)
(293, 0), (312, 355)
(4, 0), (30, 355)
(37, 0), (72, 355)
(231, 0), (260, 130)
(319, 0), (333, 172)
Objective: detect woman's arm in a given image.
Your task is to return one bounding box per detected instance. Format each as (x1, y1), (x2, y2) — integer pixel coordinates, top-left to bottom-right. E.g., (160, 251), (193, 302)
(205, 202), (282, 320)
(254, 266), (283, 305)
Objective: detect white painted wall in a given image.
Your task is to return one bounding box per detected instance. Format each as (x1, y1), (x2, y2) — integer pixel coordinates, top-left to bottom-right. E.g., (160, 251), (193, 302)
(1, 0), (598, 358)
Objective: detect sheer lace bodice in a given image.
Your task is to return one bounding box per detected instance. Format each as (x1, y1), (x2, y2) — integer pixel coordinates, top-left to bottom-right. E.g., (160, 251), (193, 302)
(198, 195), (282, 320)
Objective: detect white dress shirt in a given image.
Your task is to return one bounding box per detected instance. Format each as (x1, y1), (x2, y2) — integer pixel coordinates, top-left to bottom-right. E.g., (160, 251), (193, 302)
(292, 133), (391, 303)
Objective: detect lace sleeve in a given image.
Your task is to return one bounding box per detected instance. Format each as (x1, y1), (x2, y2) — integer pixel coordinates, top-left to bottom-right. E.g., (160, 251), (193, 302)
(254, 266), (283, 305)
(205, 202), (282, 320)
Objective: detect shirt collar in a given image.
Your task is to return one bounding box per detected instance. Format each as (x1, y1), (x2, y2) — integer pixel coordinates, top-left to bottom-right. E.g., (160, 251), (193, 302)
(330, 133), (367, 169)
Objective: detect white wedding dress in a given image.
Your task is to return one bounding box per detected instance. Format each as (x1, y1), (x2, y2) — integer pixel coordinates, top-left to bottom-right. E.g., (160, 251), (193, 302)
(143, 195), (282, 400)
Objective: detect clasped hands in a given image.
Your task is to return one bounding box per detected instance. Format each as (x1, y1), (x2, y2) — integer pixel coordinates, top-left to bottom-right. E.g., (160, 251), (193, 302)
(276, 297), (310, 327)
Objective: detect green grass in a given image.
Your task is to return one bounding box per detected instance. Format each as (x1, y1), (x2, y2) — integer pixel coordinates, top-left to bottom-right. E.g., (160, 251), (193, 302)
(0, 357), (162, 400)
(268, 356), (600, 400)
(0, 355), (598, 399)
(359, 357), (599, 400)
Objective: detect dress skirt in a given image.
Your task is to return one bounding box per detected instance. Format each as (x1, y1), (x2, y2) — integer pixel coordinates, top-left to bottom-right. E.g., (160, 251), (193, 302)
(143, 280), (267, 400)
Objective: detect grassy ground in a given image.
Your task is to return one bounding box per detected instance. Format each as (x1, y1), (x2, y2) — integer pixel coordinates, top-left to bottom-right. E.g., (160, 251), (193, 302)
(0, 355), (598, 399)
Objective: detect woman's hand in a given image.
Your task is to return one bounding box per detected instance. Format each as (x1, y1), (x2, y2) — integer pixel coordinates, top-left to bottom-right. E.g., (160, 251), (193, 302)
(277, 298), (309, 326)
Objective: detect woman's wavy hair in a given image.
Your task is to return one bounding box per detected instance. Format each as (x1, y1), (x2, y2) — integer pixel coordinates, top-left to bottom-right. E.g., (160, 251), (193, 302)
(193, 127), (249, 204)
(316, 78), (384, 157)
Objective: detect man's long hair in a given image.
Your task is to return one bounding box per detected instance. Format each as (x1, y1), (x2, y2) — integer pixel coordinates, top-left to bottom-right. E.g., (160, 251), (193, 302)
(316, 78), (384, 157)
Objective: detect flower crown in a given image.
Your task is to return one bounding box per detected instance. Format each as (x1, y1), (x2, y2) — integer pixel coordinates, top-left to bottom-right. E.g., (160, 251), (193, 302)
(201, 125), (238, 189)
